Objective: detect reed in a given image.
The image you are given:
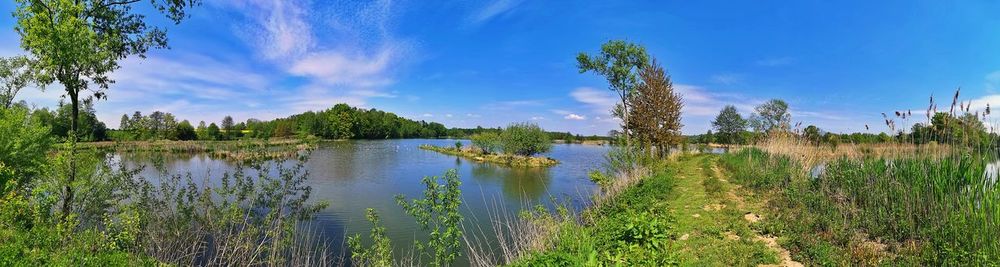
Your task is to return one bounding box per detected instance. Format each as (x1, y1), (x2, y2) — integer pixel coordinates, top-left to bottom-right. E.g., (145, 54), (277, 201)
(718, 88), (1000, 265)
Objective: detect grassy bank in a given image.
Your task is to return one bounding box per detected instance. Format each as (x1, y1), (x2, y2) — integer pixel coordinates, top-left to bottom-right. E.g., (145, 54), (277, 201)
(419, 145), (558, 167)
(720, 147), (999, 265)
(487, 154), (787, 266)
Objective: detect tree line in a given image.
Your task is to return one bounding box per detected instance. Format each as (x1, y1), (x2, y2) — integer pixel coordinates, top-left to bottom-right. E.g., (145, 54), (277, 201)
(693, 93), (995, 147)
(109, 103), (611, 142)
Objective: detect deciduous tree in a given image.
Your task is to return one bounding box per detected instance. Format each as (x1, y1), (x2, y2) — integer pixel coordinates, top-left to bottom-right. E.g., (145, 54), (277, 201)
(14, 0), (199, 217)
(628, 60), (683, 155)
(0, 56), (35, 109)
(750, 99), (791, 133)
(712, 105), (746, 145)
(578, 40), (650, 144)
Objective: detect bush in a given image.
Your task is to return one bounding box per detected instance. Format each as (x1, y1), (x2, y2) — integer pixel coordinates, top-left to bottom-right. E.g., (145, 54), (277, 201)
(0, 107), (52, 191)
(499, 122), (552, 156)
(470, 132), (501, 154)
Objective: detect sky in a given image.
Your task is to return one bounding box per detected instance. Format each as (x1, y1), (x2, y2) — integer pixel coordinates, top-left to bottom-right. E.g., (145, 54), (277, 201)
(3, 0), (1000, 135)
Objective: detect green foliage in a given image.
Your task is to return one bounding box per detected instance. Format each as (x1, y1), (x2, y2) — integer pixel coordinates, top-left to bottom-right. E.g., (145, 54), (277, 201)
(749, 99), (791, 133)
(2, 143), (329, 266)
(720, 147), (1000, 265)
(587, 143), (656, 192)
(803, 125), (821, 145)
(470, 131), (502, 154)
(712, 105), (747, 145)
(0, 55), (35, 109)
(0, 106), (52, 190)
(28, 99), (108, 142)
(174, 120), (197, 140)
(499, 122), (552, 156)
(207, 122), (221, 140)
(348, 208), (393, 267)
(577, 40), (651, 134)
(0, 190), (155, 266)
(395, 169), (464, 266)
(516, 160), (679, 266)
(719, 148), (796, 190)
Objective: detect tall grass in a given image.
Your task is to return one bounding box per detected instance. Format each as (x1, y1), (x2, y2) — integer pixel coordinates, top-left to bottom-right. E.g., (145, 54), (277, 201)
(720, 89), (1000, 265)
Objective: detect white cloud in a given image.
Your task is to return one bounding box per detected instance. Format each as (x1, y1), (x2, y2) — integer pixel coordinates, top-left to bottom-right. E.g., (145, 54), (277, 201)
(570, 87), (617, 115)
(564, 114), (586, 120)
(288, 46), (398, 87)
(446, 114), (453, 117)
(223, 0), (313, 60)
(466, 113), (482, 118)
(422, 113), (434, 117)
(224, 0), (409, 110)
(530, 116), (545, 120)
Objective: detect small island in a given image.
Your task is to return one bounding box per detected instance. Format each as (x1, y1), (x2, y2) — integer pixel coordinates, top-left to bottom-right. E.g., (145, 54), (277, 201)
(420, 122), (559, 167)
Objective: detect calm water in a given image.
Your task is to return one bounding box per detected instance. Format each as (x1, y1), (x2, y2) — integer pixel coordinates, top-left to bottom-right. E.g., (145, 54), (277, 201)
(118, 139), (609, 264)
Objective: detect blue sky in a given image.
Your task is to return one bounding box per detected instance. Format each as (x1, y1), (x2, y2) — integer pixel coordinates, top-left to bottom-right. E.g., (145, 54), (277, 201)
(4, 0), (1000, 135)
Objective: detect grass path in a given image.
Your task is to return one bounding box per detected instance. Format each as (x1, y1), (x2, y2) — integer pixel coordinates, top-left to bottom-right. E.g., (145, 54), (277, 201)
(509, 154), (803, 266)
(665, 155), (800, 266)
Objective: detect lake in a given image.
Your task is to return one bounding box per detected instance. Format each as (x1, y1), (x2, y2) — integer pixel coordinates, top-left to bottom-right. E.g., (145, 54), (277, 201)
(117, 139), (610, 265)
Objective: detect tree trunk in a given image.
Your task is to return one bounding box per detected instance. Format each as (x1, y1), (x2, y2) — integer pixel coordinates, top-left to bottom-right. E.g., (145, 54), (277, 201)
(60, 89), (78, 220)
(619, 92), (631, 147)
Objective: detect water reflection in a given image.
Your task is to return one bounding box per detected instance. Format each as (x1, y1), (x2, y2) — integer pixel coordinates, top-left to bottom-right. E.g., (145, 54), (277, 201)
(113, 139), (608, 265)
(471, 162), (552, 200)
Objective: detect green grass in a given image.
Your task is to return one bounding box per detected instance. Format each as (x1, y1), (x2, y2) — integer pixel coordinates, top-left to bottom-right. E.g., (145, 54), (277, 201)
(511, 154), (779, 266)
(720, 147), (1000, 266)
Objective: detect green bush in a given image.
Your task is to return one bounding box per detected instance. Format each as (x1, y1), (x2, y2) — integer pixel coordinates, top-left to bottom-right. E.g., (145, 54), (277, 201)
(470, 132), (502, 154)
(396, 169), (464, 266)
(0, 107), (52, 190)
(499, 122), (552, 156)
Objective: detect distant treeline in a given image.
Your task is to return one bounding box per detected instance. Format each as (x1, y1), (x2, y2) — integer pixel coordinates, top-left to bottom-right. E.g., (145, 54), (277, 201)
(687, 111), (996, 147)
(20, 99), (110, 142)
(107, 103), (609, 142)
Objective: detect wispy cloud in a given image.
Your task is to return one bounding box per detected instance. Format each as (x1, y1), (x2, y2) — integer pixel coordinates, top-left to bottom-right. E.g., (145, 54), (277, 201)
(709, 73), (744, 85)
(483, 99), (544, 110)
(756, 57), (794, 67)
(469, 0), (523, 25)
(223, 0), (313, 60)
(570, 87), (617, 115)
(224, 0), (410, 111)
(986, 71), (1000, 93)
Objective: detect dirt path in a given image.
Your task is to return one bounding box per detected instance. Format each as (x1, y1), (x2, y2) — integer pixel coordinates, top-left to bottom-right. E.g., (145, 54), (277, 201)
(661, 155), (782, 266)
(710, 160), (803, 267)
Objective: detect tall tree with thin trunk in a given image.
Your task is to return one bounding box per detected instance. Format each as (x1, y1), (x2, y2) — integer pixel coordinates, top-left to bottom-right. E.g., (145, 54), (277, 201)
(628, 60), (683, 155)
(577, 40), (650, 145)
(14, 0), (199, 218)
